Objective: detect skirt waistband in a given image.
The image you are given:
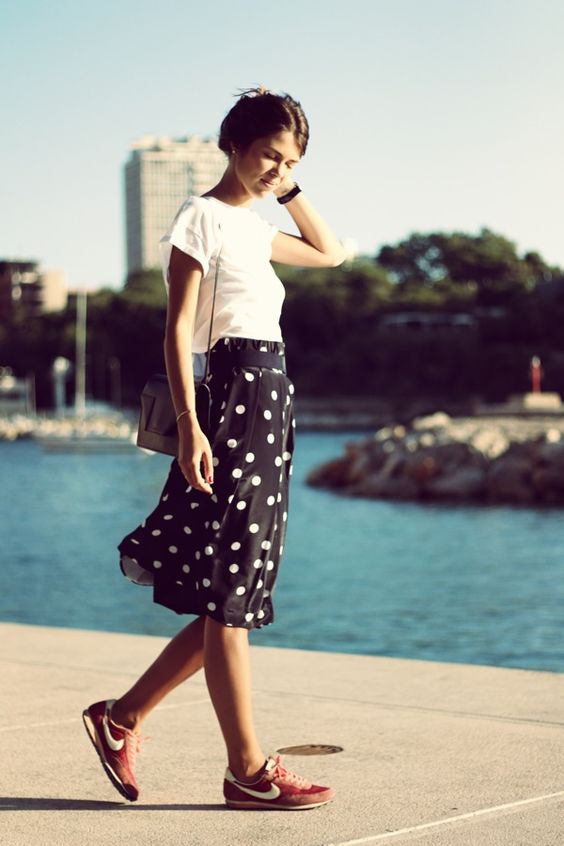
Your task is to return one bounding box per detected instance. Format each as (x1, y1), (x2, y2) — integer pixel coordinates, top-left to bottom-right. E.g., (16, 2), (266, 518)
(209, 337), (286, 374)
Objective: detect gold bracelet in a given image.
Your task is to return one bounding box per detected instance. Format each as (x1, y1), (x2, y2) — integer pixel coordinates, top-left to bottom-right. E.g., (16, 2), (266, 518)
(176, 409), (194, 423)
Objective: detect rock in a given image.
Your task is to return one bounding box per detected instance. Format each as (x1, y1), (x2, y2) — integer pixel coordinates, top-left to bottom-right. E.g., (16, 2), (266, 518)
(486, 456), (535, 503)
(306, 457), (351, 488)
(531, 465), (564, 500)
(412, 412), (452, 431)
(349, 473), (419, 500)
(423, 466), (486, 500)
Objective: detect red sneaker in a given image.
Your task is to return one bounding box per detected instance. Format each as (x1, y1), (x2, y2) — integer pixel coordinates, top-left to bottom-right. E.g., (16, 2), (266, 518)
(223, 755), (335, 810)
(82, 699), (145, 802)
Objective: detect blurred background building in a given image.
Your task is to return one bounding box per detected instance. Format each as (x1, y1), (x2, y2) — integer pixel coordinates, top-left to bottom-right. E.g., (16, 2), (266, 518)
(124, 134), (226, 275)
(0, 260), (67, 320)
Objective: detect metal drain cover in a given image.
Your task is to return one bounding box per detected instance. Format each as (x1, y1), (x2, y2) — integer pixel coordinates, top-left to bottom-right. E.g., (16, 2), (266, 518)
(275, 744), (344, 756)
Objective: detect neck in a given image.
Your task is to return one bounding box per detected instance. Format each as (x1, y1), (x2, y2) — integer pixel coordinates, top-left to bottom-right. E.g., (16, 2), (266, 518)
(203, 166), (253, 208)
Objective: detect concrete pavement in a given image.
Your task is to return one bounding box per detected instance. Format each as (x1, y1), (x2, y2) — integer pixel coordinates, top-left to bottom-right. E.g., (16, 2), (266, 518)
(0, 621), (563, 845)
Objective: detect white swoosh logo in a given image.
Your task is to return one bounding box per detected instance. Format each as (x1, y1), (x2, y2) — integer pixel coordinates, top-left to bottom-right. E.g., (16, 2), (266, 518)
(235, 781), (281, 801)
(103, 712), (124, 752)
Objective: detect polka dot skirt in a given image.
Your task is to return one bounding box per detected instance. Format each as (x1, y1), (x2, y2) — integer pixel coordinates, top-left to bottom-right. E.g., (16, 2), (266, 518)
(118, 336), (295, 630)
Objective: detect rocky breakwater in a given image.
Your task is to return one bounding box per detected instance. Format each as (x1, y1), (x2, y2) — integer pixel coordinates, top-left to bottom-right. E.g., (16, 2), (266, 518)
(306, 413), (564, 505)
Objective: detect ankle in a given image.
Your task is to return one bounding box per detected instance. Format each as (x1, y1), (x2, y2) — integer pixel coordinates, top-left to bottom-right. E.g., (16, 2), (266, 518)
(230, 755), (268, 783)
(110, 701), (142, 733)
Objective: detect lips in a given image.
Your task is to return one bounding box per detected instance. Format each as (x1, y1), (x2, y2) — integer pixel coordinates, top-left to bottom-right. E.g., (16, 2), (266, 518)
(261, 179), (277, 189)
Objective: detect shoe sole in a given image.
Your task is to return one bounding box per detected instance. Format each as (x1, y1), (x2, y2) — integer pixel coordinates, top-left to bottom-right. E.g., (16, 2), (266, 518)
(225, 797), (334, 811)
(82, 709), (138, 802)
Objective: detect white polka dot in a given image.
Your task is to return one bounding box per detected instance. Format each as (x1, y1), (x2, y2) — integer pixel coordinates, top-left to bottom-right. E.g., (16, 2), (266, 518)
(277, 492), (282, 502)
(292, 419), (296, 428)
(227, 438), (237, 448)
(249, 523), (259, 533)
(163, 514), (173, 520)
(151, 529), (161, 536)
(267, 495), (275, 506)
(236, 500), (247, 510)
(258, 609), (265, 619)
(280, 545), (284, 554)
(261, 540), (271, 550)
(244, 372), (255, 381)
(130, 558), (138, 564)
(228, 494), (234, 503)
(131, 538), (139, 545)
(232, 468), (243, 479)
(190, 502), (199, 509)
(286, 395), (290, 406)
(202, 578), (211, 588)
(153, 560), (162, 568)
(253, 559), (263, 568)
(229, 563), (239, 573)
(204, 521), (209, 529)
(211, 494), (218, 503)
(283, 511), (287, 521)
(195, 551), (201, 560)
(221, 401), (227, 410)
(185, 486), (192, 493)
(267, 433), (275, 444)
(271, 390), (278, 400)
(251, 475), (262, 486)
(219, 415), (225, 423)
(204, 545), (214, 555)
(183, 525), (192, 534)
(176, 580), (183, 586)
(275, 456), (282, 466)
(235, 586), (246, 596)
(231, 541), (241, 550)
(141, 520), (146, 528)
(168, 545), (178, 553)
(260, 346), (267, 351)
(266, 560), (274, 570)
(257, 579), (263, 589)
(245, 612), (254, 622)
(283, 451), (292, 460)
(289, 384), (294, 394)
(207, 602), (216, 611)
(182, 564), (190, 573)
(213, 456), (219, 466)
(212, 520), (220, 530)
(162, 493), (169, 501)
(245, 452), (255, 462)
(263, 409), (272, 420)
(235, 404), (246, 414)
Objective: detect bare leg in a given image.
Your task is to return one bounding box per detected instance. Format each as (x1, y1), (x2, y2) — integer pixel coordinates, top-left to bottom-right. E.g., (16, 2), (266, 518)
(111, 615), (206, 731)
(203, 616), (266, 781)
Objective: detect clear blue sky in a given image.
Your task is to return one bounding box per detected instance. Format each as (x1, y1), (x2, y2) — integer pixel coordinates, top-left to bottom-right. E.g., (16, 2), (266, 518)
(3, 0), (564, 290)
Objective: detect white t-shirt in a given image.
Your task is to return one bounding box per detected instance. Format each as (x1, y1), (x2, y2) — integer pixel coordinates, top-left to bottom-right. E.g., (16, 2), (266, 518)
(159, 195), (285, 353)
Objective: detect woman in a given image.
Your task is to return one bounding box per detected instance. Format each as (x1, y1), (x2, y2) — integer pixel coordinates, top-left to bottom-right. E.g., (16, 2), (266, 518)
(82, 87), (346, 810)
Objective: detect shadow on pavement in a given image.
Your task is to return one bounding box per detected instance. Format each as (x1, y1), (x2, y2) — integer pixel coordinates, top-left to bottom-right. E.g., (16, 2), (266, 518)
(0, 797), (227, 811)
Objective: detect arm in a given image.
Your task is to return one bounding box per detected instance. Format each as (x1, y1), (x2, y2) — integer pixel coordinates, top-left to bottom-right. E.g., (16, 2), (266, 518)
(270, 181), (347, 268)
(164, 245), (213, 494)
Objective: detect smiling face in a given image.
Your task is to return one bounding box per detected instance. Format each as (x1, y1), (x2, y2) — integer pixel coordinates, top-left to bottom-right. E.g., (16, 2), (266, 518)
(233, 130), (302, 198)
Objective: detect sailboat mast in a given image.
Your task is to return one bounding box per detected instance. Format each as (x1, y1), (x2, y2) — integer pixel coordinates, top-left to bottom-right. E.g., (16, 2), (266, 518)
(75, 289), (87, 417)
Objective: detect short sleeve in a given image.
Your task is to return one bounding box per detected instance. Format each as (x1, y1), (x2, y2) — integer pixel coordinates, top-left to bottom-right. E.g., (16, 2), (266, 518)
(159, 197), (219, 284)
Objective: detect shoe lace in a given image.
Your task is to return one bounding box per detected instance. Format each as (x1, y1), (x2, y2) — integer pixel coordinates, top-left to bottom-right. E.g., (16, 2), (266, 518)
(124, 730), (150, 767)
(268, 755), (310, 789)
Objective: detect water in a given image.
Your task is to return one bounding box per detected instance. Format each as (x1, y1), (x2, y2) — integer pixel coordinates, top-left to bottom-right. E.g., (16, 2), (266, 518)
(2, 434), (564, 672)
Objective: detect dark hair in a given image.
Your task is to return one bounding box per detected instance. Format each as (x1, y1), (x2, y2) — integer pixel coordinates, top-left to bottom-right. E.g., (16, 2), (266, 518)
(218, 86), (309, 157)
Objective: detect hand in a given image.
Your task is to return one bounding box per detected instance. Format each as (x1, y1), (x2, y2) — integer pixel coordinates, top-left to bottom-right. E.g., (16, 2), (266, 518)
(273, 178), (297, 200)
(177, 418), (214, 495)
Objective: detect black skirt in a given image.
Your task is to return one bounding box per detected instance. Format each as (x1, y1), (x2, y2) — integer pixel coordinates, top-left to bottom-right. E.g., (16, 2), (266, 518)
(118, 336), (295, 630)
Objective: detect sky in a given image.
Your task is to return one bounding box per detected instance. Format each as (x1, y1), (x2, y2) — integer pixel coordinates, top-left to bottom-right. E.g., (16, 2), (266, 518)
(2, 0), (564, 291)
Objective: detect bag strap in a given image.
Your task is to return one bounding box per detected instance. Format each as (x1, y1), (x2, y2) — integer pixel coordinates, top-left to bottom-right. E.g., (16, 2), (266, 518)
(203, 223), (222, 384)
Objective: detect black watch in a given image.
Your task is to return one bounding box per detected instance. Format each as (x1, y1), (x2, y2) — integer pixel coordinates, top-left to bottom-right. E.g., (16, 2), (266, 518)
(277, 183), (302, 205)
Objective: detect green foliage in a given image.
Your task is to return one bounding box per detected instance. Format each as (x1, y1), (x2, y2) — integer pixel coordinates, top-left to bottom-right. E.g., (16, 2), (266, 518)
(2, 228), (563, 409)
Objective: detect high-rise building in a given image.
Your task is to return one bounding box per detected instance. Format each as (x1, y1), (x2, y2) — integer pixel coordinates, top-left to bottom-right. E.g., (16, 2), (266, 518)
(124, 134), (226, 276)
(0, 260), (67, 320)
